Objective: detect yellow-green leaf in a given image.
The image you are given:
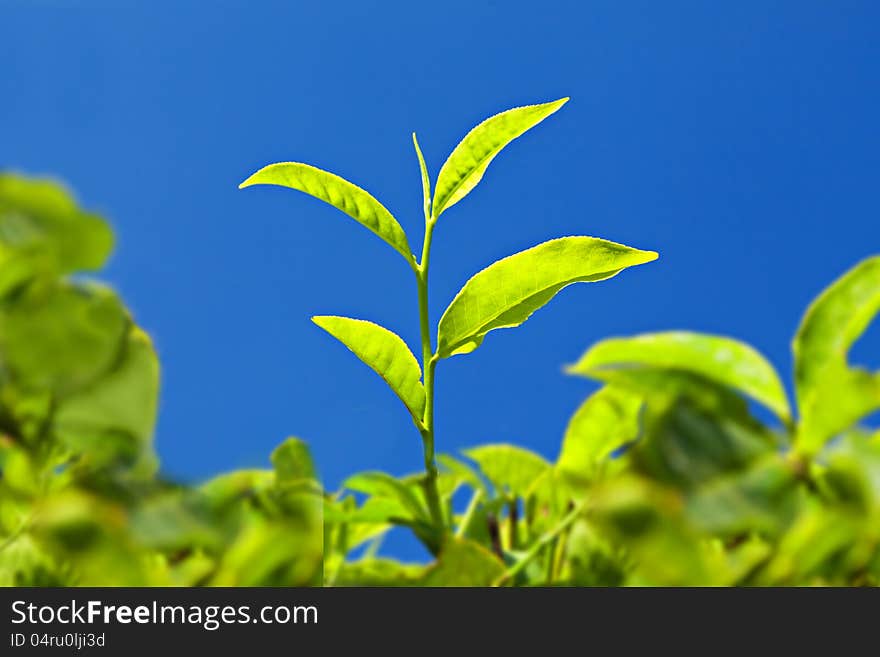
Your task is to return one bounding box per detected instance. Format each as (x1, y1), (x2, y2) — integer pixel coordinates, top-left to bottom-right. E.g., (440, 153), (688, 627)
(432, 98), (568, 217)
(313, 316), (424, 424)
(567, 331), (791, 421)
(240, 162), (412, 263)
(437, 236), (657, 358)
(793, 255), (880, 453)
(412, 133), (431, 221)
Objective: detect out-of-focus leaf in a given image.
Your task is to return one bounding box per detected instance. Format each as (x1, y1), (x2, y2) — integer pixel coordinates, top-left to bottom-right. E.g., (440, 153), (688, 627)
(560, 518), (627, 586)
(432, 98), (568, 217)
(634, 398), (776, 491)
(312, 316), (425, 424)
(557, 386), (642, 485)
(271, 437), (315, 483)
(52, 328), (159, 468)
(587, 475), (712, 585)
(239, 162), (412, 263)
(758, 500), (860, 585)
(420, 537), (505, 586)
(437, 237), (657, 358)
(196, 470), (274, 516)
(567, 332), (790, 421)
(211, 517), (321, 586)
(821, 431), (880, 514)
(437, 453), (487, 497)
(0, 282), (128, 396)
(331, 558), (423, 586)
(793, 256), (880, 453)
(0, 534), (68, 586)
(464, 444), (549, 499)
(343, 471), (428, 523)
(0, 175), (113, 295)
(685, 458), (799, 537)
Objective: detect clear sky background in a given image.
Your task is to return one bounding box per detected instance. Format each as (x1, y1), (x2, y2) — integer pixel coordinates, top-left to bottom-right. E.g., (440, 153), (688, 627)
(3, 2), (878, 559)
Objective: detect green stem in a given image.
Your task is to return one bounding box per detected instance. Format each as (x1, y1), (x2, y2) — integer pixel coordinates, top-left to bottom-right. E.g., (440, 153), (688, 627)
(417, 218), (444, 530)
(493, 504), (581, 586)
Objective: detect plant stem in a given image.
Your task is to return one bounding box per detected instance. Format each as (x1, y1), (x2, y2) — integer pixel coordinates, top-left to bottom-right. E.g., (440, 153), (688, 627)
(493, 504), (582, 586)
(416, 218), (444, 530)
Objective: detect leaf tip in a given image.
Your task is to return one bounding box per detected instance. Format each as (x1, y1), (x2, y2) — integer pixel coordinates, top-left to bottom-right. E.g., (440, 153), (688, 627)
(238, 172), (259, 189)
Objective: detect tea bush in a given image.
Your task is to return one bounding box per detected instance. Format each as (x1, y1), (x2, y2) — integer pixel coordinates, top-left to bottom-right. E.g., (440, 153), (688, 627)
(1, 98), (878, 586)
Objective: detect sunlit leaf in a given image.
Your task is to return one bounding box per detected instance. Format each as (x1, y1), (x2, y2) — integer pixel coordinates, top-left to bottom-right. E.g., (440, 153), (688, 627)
(412, 133), (431, 220)
(567, 331), (790, 421)
(239, 162), (412, 263)
(312, 316), (425, 424)
(437, 237), (657, 358)
(793, 256), (880, 453)
(432, 98), (568, 217)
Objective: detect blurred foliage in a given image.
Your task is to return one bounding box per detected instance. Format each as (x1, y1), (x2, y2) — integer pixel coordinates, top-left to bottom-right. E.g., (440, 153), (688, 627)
(2, 172), (878, 586)
(0, 174), (321, 586)
(326, 255), (880, 586)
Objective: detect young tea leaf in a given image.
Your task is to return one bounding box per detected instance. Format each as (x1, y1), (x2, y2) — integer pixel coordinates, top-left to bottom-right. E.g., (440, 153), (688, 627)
(793, 255), (880, 453)
(436, 236), (658, 358)
(567, 331), (791, 421)
(412, 133), (431, 221)
(432, 98), (568, 217)
(312, 316), (426, 425)
(240, 162), (413, 264)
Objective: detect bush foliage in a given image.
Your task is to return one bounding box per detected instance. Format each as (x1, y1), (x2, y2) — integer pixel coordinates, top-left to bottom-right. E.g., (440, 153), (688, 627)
(1, 100), (878, 586)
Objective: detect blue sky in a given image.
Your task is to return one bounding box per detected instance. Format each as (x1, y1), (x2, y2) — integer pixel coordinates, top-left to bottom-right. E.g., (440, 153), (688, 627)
(3, 2), (878, 558)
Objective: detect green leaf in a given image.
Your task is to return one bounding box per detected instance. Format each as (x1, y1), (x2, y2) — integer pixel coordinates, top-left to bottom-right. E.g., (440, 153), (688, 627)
(633, 398), (776, 491)
(52, 327), (160, 468)
(567, 331), (790, 421)
(271, 437), (315, 483)
(793, 255), (880, 453)
(464, 444), (550, 499)
(331, 558), (423, 586)
(0, 174), (113, 296)
(0, 281), (129, 396)
(239, 162), (413, 263)
(437, 236), (657, 358)
(412, 133), (431, 221)
(312, 316), (425, 424)
(343, 471), (428, 524)
(432, 98), (568, 217)
(557, 386), (642, 485)
(587, 475), (713, 585)
(420, 537), (505, 586)
(684, 457), (798, 538)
